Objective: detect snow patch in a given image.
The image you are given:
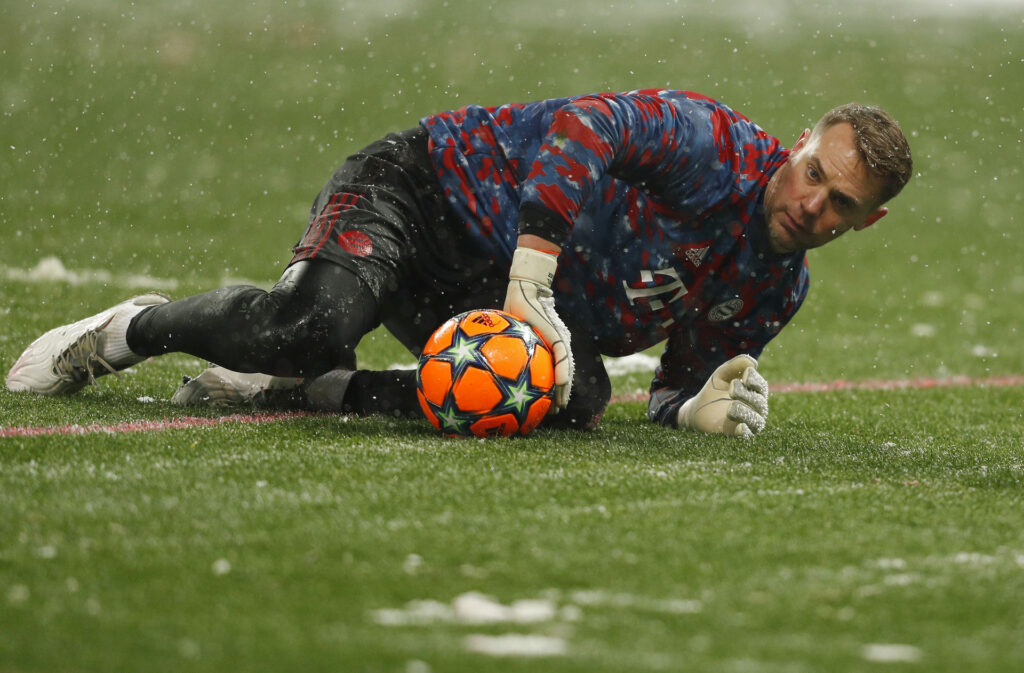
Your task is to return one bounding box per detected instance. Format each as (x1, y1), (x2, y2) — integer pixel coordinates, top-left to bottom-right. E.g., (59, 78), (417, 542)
(211, 558), (232, 575)
(3, 256), (179, 290)
(952, 552), (995, 565)
(861, 644), (923, 663)
(7, 584), (30, 605)
(569, 589), (703, 614)
(372, 591), (558, 626)
(373, 588), (701, 634)
(3, 256), (269, 292)
(464, 634), (567, 658)
(971, 344), (996, 358)
(911, 323), (936, 337)
(603, 353), (660, 376)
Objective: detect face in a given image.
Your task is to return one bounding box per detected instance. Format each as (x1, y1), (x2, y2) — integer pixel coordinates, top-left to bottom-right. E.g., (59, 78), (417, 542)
(763, 122), (888, 255)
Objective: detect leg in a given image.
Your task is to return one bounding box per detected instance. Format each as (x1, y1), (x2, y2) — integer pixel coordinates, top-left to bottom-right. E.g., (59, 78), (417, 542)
(318, 264), (508, 418)
(129, 260), (379, 378)
(302, 368), (420, 418)
(331, 300), (611, 428)
(173, 128), (461, 411)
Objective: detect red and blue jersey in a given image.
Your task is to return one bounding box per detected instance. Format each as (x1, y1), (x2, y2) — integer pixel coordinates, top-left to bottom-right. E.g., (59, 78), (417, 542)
(421, 90), (809, 426)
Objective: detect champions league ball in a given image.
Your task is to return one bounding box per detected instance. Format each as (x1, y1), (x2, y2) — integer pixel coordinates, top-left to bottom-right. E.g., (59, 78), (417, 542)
(416, 309), (555, 437)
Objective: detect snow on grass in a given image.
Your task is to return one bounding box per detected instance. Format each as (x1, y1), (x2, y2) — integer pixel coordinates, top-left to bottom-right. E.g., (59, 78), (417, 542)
(602, 353), (659, 376)
(371, 586), (702, 657)
(861, 644), (924, 663)
(372, 591), (558, 626)
(463, 634), (567, 658)
(568, 589), (703, 614)
(3, 256), (179, 290)
(2, 256), (268, 292)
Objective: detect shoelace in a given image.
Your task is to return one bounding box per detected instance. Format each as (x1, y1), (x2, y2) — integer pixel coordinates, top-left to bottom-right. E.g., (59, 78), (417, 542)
(50, 330), (120, 386)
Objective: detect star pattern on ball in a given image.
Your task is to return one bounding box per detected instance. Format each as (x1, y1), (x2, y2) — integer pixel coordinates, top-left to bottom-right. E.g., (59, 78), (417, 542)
(495, 375), (540, 416)
(416, 310), (554, 438)
(435, 406), (466, 434)
(507, 320), (544, 351)
(440, 329), (488, 378)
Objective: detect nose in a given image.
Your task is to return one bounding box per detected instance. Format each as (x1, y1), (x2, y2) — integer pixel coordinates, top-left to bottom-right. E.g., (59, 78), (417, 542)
(801, 187), (826, 218)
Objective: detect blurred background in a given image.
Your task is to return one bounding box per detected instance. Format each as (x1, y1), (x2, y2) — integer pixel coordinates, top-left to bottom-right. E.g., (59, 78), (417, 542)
(2, 0), (1021, 386)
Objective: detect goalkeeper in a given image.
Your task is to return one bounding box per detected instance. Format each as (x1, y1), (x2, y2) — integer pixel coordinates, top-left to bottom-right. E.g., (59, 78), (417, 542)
(6, 90), (912, 437)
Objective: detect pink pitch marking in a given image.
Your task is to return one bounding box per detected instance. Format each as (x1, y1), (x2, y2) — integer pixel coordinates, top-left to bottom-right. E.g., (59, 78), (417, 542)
(610, 374), (1024, 403)
(0, 411), (319, 438)
(3, 375), (1023, 438)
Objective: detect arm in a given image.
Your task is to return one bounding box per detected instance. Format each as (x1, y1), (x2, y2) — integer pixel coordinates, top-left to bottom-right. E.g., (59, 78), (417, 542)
(647, 290), (803, 438)
(648, 321), (769, 433)
(506, 92), (717, 409)
(504, 235), (573, 409)
(516, 90), (718, 245)
(649, 335), (769, 438)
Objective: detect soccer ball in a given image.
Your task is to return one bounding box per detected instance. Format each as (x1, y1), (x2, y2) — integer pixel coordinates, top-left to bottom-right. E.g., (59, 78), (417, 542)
(416, 309), (554, 437)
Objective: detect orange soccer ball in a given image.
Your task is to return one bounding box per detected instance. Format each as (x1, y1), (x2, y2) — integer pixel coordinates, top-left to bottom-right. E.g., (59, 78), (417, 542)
(416, 309), (555, 437)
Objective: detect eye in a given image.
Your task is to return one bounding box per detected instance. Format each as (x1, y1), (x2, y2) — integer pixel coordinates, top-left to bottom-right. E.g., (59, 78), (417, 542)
(806, 165), (820, 181)
(833, 194), (855, 212)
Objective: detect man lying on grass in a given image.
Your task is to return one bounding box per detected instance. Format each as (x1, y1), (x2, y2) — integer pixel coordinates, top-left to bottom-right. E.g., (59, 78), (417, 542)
(7, 89), (912, 437)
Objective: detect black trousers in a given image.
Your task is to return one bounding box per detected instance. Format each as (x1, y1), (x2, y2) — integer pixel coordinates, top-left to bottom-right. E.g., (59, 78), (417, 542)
(127, 130), (611, 430)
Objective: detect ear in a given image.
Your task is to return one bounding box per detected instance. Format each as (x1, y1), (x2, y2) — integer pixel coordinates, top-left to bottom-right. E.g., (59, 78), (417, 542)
(792, 128), (811, 153)
(856, 207), (888, 231)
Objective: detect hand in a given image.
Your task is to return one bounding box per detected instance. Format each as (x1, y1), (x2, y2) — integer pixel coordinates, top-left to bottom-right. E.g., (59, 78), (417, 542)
(503, 246), (574, 409)
(677, 355), (768, 438)
(171, 366), (300, 407)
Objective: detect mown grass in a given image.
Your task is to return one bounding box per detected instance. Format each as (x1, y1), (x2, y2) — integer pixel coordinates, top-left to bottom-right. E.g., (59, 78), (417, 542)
(2, 1), (1023, 671)
(2, 389), (1023, 671)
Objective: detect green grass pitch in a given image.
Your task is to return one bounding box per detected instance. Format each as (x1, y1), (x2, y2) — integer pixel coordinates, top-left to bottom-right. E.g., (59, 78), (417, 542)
(2, 1), (1023, 671)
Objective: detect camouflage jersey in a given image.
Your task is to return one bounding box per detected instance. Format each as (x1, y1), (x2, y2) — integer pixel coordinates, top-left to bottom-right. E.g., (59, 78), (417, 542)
(420, 89), (809, 426)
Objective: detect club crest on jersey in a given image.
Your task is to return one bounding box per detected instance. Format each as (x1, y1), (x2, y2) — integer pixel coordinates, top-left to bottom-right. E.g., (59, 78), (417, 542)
(708, 298), (744, 322)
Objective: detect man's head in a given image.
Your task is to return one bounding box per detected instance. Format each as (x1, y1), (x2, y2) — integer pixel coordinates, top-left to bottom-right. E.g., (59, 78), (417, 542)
(763, 103), (913, 255)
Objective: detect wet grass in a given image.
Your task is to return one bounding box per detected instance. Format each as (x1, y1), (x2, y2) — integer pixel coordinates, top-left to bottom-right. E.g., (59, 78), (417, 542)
(2, 1), (1024, 671)
(2, 390), (1023, 671)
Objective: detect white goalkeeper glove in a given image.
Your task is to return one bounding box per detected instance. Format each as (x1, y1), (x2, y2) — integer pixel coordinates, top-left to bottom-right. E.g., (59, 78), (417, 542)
(504, 246), (574, 409)
(677, 355), (768, 438)
(171, 366), (300, 407)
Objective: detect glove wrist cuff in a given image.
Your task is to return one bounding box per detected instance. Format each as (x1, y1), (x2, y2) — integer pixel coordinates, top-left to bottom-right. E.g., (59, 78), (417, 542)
(677, 397), (696, 429)
(510, 247), (558, 287)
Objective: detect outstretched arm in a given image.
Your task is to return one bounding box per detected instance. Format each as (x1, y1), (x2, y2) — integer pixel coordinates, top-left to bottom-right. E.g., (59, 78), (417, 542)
(508, 91), (720, 410)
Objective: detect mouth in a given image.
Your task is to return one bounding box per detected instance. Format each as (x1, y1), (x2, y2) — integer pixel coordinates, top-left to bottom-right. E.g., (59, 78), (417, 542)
(780, 212), (804, 236)
(770, 212), (807, 253)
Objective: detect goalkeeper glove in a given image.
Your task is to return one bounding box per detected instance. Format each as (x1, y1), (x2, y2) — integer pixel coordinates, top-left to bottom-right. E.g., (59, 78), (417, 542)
(504, 246), (573, 409)
(171, 366), (301, 407)
(677, 355), (768, 438)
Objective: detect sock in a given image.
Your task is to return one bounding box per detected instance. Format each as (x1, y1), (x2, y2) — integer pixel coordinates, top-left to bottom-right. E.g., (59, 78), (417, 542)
(101, 303), (158, 367)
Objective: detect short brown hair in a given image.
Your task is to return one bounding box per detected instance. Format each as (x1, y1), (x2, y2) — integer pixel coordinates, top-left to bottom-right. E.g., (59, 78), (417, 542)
(813, 104), (913, 205)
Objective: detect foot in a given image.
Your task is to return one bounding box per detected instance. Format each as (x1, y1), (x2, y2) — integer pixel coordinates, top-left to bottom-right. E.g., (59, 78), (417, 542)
(171, 366), (302, 408)
(6, 293), (170, 395)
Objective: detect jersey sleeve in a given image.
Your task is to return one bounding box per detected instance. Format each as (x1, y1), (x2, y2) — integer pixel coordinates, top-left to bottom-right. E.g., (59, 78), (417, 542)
(517, 90), (725, 245)
(647, 262), (810, 427)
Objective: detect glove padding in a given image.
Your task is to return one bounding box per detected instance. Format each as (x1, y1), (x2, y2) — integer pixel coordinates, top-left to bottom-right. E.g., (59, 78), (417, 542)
(171, 366), (300, 407)
(677, 355), (769, 438)
(503, 247), (573, 409)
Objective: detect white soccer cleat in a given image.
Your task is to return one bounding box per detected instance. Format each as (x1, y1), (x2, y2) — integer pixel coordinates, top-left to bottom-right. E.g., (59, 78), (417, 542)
(171, 366), (301, 407)
(5, 293), (170, 395)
